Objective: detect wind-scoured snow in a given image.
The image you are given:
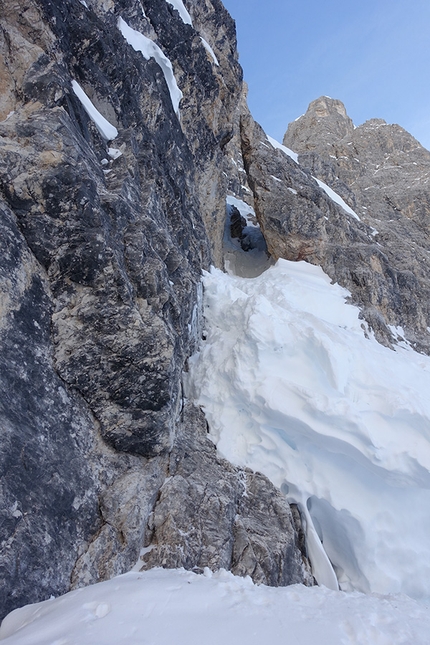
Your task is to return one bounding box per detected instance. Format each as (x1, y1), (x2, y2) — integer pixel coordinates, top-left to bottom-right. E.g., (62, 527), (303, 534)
(186, 259), (430, 597)
(118, 17), (183, 115)
(267, 134), (299, 163)
(165, 0), (192, 25)
(200, 37), (220, 66)
(71, 80), (118, 140)
(314, 177), (361, 220)
(2, 568), (430, 645)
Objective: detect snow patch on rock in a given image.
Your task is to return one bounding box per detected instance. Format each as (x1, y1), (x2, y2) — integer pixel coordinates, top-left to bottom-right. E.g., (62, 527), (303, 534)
(71, 80), (118, 141)
(118, 17), (183, 115)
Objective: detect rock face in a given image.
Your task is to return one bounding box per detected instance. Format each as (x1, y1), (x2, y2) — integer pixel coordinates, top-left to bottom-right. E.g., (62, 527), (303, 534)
(4, 0), (430, 622)
(237, 96), (430, 352)
(0, 0), (312, 621)
(141, 404), (312, 587)
(281, 96), (430, 352)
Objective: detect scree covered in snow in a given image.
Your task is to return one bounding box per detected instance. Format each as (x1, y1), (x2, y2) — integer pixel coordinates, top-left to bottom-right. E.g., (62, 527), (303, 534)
(186, 259), (430, 598)
(1, 568), (430, 644)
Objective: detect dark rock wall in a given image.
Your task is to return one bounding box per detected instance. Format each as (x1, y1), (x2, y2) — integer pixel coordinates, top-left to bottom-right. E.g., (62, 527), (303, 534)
(0, 0), (312, 621)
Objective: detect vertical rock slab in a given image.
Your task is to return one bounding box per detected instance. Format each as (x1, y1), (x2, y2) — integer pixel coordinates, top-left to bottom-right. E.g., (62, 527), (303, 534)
(0, 0), (314, 620)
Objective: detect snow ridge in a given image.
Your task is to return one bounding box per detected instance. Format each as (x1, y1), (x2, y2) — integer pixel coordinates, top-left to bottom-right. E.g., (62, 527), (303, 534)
(200, 37), (220, 66)
(267, 135), (298, 163)
(165, 0), (193, 25)
(314, 177), (361, 220)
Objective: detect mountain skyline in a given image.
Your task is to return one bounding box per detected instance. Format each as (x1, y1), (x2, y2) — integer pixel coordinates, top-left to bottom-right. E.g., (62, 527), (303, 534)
(222, 0), (430, 150)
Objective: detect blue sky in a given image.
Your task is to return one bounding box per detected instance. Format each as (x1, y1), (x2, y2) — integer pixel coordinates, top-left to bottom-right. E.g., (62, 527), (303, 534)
(221, 0), (430, 150)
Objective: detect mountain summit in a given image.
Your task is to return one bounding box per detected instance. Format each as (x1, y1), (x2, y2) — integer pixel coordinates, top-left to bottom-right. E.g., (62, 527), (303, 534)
(283, 96), (354, 152)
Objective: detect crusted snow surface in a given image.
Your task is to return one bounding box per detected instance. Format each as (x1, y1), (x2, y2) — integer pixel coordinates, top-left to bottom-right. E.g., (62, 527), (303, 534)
(200, 37), (219, 66)
(2, 568), (430, 645)
(186, 259), (430, 598)
(266, 134), (299, 163)
(165, 0), (192, 25)
(118, 17), (183, 115)
(314, 177), (361, 220)
(71, 80), (118, 140)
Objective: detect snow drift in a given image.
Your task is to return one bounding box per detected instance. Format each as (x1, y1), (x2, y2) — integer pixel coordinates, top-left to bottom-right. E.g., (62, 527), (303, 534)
(1, 568), (429, 645)
(186, 259), (430, 597)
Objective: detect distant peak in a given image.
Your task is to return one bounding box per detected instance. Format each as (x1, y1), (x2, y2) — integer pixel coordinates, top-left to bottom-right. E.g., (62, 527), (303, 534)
(283, 97), (354, 153)
(307, 96), (349, 120)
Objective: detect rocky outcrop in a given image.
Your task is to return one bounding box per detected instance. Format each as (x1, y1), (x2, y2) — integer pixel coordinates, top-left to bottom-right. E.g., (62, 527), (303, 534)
(140, 404), (313, 587)
(0, 0), (312, 621)
(238, 97), (430, 352)
(281, 96), (430, 352)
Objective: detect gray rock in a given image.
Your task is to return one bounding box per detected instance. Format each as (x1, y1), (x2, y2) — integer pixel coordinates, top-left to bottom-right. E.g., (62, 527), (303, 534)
(281, 96), (430, 352)
(0, 0), (313, 621)
(141, 404), (313, 587)
(238, 99), (430, 351)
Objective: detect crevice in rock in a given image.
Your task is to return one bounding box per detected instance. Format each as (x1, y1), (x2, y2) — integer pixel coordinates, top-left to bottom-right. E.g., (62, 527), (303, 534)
(222, 201), (273, 278)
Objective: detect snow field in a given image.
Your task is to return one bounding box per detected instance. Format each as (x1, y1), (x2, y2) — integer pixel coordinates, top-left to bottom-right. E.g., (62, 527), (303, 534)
(1, 568), (429, 645)
(186, 259), (430, 597)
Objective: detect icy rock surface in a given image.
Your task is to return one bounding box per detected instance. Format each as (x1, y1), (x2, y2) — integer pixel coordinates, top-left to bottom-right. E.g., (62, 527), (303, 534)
(187, 259), (430, 596)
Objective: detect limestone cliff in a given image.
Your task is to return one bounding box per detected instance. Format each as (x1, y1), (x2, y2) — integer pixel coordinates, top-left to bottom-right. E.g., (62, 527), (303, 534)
(0, 0), (312, 620)
(282, 96), (430, 352)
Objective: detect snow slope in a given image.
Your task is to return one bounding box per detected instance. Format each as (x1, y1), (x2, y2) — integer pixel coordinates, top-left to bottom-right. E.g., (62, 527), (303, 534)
(1, 568), (429, 645)
(186, 259), (430, 597)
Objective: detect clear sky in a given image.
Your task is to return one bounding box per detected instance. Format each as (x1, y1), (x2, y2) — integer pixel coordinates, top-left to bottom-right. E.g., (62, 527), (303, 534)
(221, 0), (430, 150)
